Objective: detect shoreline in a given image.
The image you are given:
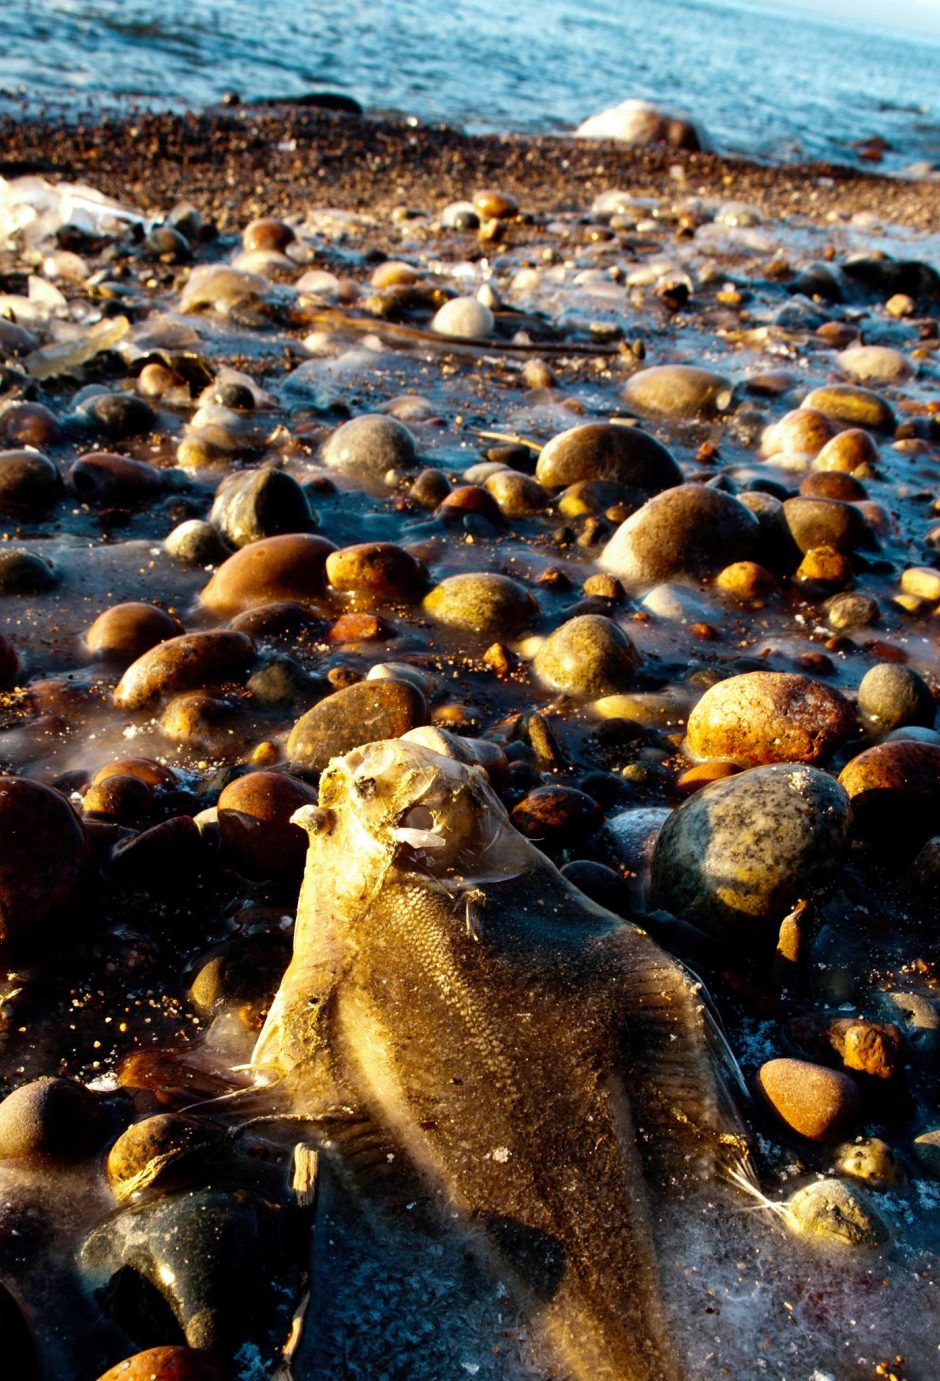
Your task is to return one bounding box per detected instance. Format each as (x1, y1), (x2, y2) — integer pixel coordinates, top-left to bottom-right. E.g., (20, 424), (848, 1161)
(2, 103), (940, 233)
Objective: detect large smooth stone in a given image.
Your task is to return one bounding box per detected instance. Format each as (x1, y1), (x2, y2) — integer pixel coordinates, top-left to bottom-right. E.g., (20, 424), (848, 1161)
(114, 632), (254, 709)
(576, 99), (705, 151)
(802, 384), (895, 432)
(837, 344), (912, 386)
(0, 1075), (100, 1161)
(320, 414), (417, 478)
(686, 672), (855, 766)
(84, 602), (184, 666)
(200, 534), (336, 616)
(838, 740), (940, 837)
(650, 763), (852, 939)
(423, 572), (537, 637)
(532, 614), (640, 699)
(623, 365), (733, 420)
(599, 484), (759, 586)
(0, 778), (89, 949)
(209, 467), (315, 548)
(782, 496), (868, 554)
(0, 449), (60, 511)
(535, 422), (681, 499)
(66, 452), (163, 506)
(326, 542), (427, 600)
(287, 679), (427, 771)
(857, 663), (935, 733)
(217, 770), (317, 879)
(756, 1058), (860, 1142)
(785, 1179), (887, 1247)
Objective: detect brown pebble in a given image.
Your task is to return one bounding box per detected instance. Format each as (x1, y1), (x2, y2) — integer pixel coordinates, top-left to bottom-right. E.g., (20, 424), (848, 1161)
(0, 401), (59, 449)
(138, 362), (186, 398)
(85, 602), (183, 666)
(761, 408), (834, 459)
(93, 758), (179, 791)
(0, 778), (89, 949)
(106, 1113), (225, 1201)
(325, 542), (427, 600)
(114, 631), (255, 709)
(800, 470), (867, 501)
(676, 761), (741, 793)
(0, 1076), (100, 1162)
(160, 692), (251, 758)
(756, 1057), (860, 1142)
(109, 816), (203, 886)
(687, 671), (855, 766)
(66, 451), (163, 505)
(217, 770), (317, 880)
(510, 786), (603, 845)
(838, 740), (940, 837)
(327, 612), (395, 642)
(813, 428), (879, 473)
(437, 484), (503, 524)
(795, 545), (854, 588)
(473, 188), (519, 219)
(287, 678), (427, 771)
(243, 216), (294, 252)
(200, 534), (336, 616)
(827, 1019), (904, 1081)
(83, 774), (154, 824)
(714, 561), (776, 598)
(0, 448), (60, 511)
(94, 1346), (233, 1381)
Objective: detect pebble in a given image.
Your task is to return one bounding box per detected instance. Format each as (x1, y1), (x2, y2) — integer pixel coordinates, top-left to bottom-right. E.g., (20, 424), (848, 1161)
(575, 99), (705, 151)
(200, 533), (336, 616)
(422, 572), (538, 637)
(623, 365), (734, 420)
(431, 296), (495, 339)
(785, 1178), (887, 1247)
(243, 216), (294, 252)
(686, 671), (855, 765)
(472, 189), (519, 219)
(0, 778), (89, 949)
(826, 591), (879, 631)
(84, 602), (183, 665)
(0, 448), (61, 510)
(160, 692), (252, 757)
(534, 421), (681, 498)
(77, 390), (156, 440)
(217, 770), (317, 879)
(209, 467), (315, 548)
(837, 343), (912, 386)
(783, 495), (868, 554)
(802, 383), (896, 432)
(760, 408), (834, 460)
(83, 773), (154, 824)
(66, 451), (163, 506)
(838, 740), (940, 836)
(912, 1128), (940, 1178)
(320, 413), (417, 477)
(813, 428), (879, 473)
(109, 815), (204, 887)
(287, 678), (427, 771)
(93, 757), (179, 791)
(94, 1346), (233, 1381)
(326, 542), (427, 600)
(0, 632), (19, 687)
(441, 200), (480, 230)
(714, 560), (776, 598)
(756, 1058), (860, 1142)
(164, 519), (231, 565)
(484, 469), (546, 517)
(599, 484), (759, 586)
(510, 785), (604, 846)
(532, 613), (639, 698)
(857, 662), (935, 732)
(0, 1076), (100, 1161)
(836, 1137), (902, 1190)
(114, 631), (255, 709)
(650, 763), (852, 940)
(0, 548), (57, 593)
(106, 1113), (226, 1202)
(400, 726), (508, 788)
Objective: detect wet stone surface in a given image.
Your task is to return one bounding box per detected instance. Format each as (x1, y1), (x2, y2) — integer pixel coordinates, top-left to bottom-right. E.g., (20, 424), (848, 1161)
(0, 117), (938, 1380)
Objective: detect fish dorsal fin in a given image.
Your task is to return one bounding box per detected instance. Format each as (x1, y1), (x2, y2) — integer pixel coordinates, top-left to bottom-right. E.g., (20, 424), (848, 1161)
(613, 931), (754, 1192)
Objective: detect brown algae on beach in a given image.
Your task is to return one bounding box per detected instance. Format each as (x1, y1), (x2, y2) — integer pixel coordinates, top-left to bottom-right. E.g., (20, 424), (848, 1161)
(0, 121), (938, 1379)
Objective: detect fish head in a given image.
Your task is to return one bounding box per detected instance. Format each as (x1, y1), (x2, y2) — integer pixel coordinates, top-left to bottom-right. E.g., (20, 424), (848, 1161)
(293, 737), (532, 891)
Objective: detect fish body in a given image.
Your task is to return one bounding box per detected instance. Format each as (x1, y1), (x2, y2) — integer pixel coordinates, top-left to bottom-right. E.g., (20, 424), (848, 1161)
(253, 739), (750, 1381)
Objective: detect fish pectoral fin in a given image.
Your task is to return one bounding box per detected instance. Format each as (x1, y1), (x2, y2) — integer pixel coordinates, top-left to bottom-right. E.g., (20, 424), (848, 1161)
(319, 1109), (402, 1188)
(470, 1212), (568, 1305)
(612, 936), (754, 1184)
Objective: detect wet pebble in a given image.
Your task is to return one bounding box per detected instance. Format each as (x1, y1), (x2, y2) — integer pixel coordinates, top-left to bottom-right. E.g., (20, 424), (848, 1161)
(802, 383), (895, 432)
(66, 452), (164, 506)
(209, 467), (315, 548)
(287, 678), (427, 771)
(83, 773), (154, 825)
(164, 520), (231, 566)
(0, 1076), (100, 1162)
(109, 815), (204, 887)
(785, 1178), (887, 1247)
(532, 613), (639, 699)
(423, 572), (537, 637)
(783, 495), (868, 554)
(686, 671), (854, 766)
(77, 390), (156, 440)
(106, 1113), (227, 1202)
(857, 662), (935, 733)
(217, 770), (317, 880)
(484, 469), (546, 517)
(623, 364), (734, 420)
(160, 692), (252, 758)
(535, 421), (681, 499)
(761, 408), (834, 460)
(814, 427), (879, 473)
(431, 296), (495, 339)
(838, 740), (940, 837)
(94, 1346), (233, 1381)
(827, 591), (879, 631)
(114, 631), (255, 709)
(599, 484), (759, 586)
(510, 786), (604, 846)
(0, 548), (57, 593)
(200, 534), (336, 616)
(912, 1128), (940, 1178)
(756, 1058), (860, 1142)
(0, 778), (89, 948)
(837, 343), (912, 386)
(320, 413), (417, 478)
(326, 542), (427, 600)
(0, 448), (61, 511)
(650, 763), (852, 940)
(836, 1137), (902, 1190)
(85, 602), (183, 666)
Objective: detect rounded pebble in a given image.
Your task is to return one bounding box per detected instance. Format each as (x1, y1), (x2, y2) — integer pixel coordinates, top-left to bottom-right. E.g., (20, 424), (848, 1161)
(320, 413), (417, 478)
(84, 602), (183, 666)
(532, 614), (640, 699)
(210, 467), (315, 548)
(857, 663), (935, 733)
(200, 534), (336, 616)
(599, 484), (759, 586)
(217, 770), (317, 880)
(287, 679), (427, 771)
(784, 1178), (887, 1247)
(114, 631), (255, 709)
(0, 1076), (99, 1162)
(686, 671), (855, 766)
(423, 572), (537, 637)
(623, 365), (734, 420)
(756, 1058), (860, 1142)
(0, 778), (89, 948)
(535, 421), (681, 498)
(432, 296), (495, 339)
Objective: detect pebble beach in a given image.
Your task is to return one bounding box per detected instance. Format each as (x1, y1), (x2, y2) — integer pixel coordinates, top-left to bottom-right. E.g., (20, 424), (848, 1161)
(0, 52), (940, 1381)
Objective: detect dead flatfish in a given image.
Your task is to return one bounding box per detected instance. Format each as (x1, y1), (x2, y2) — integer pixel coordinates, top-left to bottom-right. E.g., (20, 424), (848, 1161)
(252, 737), (751, 1381)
